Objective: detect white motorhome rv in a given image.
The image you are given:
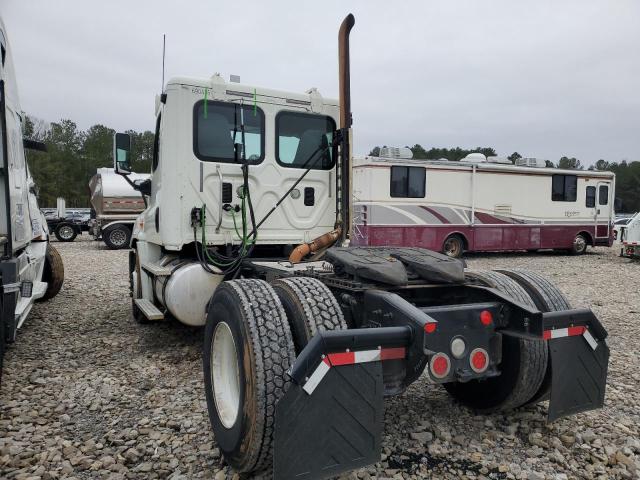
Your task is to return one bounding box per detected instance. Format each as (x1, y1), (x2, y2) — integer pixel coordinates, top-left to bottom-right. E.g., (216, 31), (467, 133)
(621, 212), (640, 259)
(0, 17), (64, 382)
(88, 167), (148, 249)
(352, 152), (615, 257)
(111, 15), (611, 479)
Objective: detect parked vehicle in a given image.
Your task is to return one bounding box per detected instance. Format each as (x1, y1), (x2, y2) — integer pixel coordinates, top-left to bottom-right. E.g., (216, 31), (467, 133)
(44, 198), (90, 242)
(613, 214), (635, 242)
(114, 15), (609, 479)
(352, 152), (615, 257)
(621, 212), (640, 259)
(0, 16), (64, 382)
(88, 168), (148, 249)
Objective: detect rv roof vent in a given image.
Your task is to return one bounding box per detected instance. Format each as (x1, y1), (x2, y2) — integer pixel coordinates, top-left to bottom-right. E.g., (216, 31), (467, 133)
(379, 147), (413, 159)
(516, 157), (547, 168)
(487, 156), (512, 164)
(463, 153), (487, 163)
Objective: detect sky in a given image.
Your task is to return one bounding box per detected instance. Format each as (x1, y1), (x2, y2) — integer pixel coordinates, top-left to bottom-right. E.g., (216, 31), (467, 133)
(3, 0), (639, 165)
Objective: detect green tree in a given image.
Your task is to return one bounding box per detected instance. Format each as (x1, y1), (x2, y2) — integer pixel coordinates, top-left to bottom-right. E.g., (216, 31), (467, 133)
(557, 156), (583, 170)
(508, 151), (522, 164)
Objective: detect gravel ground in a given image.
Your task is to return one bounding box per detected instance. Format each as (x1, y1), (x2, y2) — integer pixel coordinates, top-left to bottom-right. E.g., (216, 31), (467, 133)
(1, 238), (639, 480)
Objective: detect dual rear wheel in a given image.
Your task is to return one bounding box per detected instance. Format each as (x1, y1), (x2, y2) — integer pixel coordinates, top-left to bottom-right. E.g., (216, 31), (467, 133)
(203, 277), (345, 475)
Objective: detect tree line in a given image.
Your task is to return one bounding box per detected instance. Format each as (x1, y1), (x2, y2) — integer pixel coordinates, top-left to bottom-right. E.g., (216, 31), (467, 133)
(369, 144), (640, 213)
(23, 116), (154, 208)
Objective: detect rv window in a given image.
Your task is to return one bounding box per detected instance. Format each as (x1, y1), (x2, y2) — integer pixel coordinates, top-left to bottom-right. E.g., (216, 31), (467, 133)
(390, 166), (426, 198)
(193, 100), (265, 164)
(551, 174), (577, 202)
(585, 186), (596, 208)
(276, 111), (335, 170)
(598, 185), (609, 205)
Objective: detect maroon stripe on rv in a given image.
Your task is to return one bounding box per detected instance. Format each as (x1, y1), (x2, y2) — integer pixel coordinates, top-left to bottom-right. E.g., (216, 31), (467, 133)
(420, 206), (450, 224)
(474, 212), (510, 225)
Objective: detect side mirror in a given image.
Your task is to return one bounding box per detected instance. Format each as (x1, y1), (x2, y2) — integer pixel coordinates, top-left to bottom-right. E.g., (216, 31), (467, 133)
(114, 132), (132, 175)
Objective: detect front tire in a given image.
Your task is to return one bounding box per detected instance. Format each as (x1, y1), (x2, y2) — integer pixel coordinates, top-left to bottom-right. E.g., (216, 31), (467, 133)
(570, 233), (588, 255)
(203, 280), (295, 474)
(40, 244), (64, 301)
(444, 270), (547, 411)
(54, 222), (77, 242)
(103, 225), (131, 250)
(443, 234), (464, 258)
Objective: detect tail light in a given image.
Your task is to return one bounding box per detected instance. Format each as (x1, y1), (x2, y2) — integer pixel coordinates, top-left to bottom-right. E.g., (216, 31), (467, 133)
(479, 310), (493, 326)
(429, 353), (451, 379)
(469, 348), (489, 373)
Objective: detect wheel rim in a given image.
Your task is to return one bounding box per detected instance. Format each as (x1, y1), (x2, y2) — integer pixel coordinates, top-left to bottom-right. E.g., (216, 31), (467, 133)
(211, 322), (241, 429)
(444, 238), (461, 257)
(59, 225), (74, 240)
(109, 229), (127, 247)
(574, 235), (586, 253)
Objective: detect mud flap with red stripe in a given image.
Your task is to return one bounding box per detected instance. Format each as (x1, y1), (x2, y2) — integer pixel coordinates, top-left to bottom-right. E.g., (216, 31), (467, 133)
(544, 309), (609, 422)
(273, 327), (410, 480)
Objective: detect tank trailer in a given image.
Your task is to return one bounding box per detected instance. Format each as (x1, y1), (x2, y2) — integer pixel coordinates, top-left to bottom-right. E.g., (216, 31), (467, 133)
(114, 15), (610, 479)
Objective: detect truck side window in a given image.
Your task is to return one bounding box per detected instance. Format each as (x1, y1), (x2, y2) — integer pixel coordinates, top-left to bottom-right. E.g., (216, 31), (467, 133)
(598, 185), (608, 205)
(193, 100), (264, 164)
(390, 166), (425, 198)
(152, 114), (161, 171)
(585, 186), (596, 208)
(275, 111), (335, 170)
(551, 174), (577, 202)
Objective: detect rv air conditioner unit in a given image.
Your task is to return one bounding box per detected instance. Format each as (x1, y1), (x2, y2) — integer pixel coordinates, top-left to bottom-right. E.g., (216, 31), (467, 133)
(487, 156), (512, 164)
(379, 147), (413, 159)
(516, 157), (547, 168)
(463, 153), (487, 163)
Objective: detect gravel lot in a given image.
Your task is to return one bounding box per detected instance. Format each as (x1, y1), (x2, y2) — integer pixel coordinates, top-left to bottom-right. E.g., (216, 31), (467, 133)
(1, 237), (638, 480)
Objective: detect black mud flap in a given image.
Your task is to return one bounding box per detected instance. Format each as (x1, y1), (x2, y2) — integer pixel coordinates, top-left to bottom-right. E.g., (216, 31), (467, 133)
(274, 361), (384, 480)
(546, 310), (609, 422)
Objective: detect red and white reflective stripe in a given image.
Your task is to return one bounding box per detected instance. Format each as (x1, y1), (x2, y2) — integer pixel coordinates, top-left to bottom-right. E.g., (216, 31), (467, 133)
(543, 326), (598, 350)
(302, 347), (406, 395)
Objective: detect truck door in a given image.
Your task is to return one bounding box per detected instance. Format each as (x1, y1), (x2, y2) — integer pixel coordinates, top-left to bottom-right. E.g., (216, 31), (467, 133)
(594, 181), (611, 240)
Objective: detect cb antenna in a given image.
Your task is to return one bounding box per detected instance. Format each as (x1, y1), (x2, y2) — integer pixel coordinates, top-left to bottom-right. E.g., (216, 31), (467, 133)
(161, 34), (166, 93)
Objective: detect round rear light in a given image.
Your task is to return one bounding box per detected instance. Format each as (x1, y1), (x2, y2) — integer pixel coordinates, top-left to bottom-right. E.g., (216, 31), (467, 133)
(429, 353), (450, 379)
(450, 337), (466, 359)
(469, 348), (489, 373)
(480, 310), (493, 326)
(424, 322), (437, 334)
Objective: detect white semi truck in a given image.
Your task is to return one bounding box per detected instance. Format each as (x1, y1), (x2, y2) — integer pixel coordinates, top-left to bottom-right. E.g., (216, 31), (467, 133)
(88, 167), (148, 249)
(115, 15), (610, 479)
(0, 17), (64, 383)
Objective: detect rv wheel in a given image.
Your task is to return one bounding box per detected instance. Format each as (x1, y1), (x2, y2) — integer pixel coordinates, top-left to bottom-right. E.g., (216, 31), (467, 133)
(54, 222), (77, 242)
(203, 280), (295, 474)
(443, 234), (464, 258)
(495, 268), (572, 404)
(570, 234), (588, 255)
(272, 277), (347, 353)
(444, 270), (547, 411)
(103, 225), (131, 250)
(39, 244), (64, 301)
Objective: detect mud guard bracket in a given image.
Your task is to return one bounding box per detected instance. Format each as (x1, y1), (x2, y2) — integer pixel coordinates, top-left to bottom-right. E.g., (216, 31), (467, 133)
(274, 361), (384, 480)
(545, 309), (609, 421)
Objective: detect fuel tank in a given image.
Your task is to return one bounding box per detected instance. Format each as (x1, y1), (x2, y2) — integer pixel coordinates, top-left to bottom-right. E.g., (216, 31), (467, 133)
(154, 258), (223, 326)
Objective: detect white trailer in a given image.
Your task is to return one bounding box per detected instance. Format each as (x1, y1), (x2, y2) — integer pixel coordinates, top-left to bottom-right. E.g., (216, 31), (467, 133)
(352, 152), (615, 257)
(0, 16), (64, 381)
(88, 167), (148, 249)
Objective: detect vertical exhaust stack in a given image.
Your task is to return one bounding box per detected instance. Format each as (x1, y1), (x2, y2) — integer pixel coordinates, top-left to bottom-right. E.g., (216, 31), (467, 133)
(338, 13), (355, 244)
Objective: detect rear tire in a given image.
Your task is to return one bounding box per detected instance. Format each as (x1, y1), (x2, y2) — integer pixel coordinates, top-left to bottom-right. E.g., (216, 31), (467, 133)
(40, 244), (64, 301)
(203, 279), (295, 474)
(272, 276), (347, 353)
(570, 233), (588, 255)
(54, 222), (77, 242)
(443, 234), (464, 258)
(496, 269), (572, 404)
(103, 225), (131, 250)
(444, 270), (547, 411)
